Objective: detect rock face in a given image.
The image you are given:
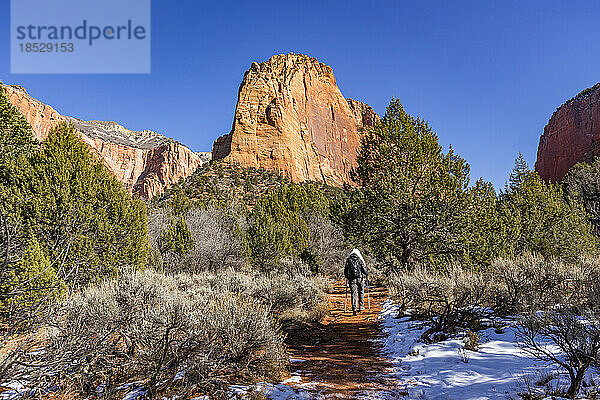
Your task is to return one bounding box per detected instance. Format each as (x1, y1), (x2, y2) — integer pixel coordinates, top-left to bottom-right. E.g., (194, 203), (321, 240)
(212, 53), (379, 186)
(3, 84), (209, 199)
(535, 83), (600, 182)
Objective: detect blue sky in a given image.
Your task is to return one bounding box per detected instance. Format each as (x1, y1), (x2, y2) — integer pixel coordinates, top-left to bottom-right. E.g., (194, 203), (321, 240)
(2, 0), (599, 189)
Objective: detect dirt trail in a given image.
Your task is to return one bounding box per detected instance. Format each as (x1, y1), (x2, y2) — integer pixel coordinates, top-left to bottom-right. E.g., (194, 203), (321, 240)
(285, 281), (399, 398)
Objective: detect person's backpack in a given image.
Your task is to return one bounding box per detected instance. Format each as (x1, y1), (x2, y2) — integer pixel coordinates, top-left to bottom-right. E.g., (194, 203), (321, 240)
(345, 254), (362, 281)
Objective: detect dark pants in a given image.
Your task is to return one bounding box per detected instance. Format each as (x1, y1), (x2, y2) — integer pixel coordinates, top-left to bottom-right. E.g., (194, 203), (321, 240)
(349, 278), (365, 312)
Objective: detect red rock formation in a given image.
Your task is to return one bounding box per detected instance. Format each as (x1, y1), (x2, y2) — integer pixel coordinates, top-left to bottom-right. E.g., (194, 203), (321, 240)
(535, 83), (600, 182)
(212, 53), (379, 186)
(3, 84), (209, 199)
(4, 85), (66, 139)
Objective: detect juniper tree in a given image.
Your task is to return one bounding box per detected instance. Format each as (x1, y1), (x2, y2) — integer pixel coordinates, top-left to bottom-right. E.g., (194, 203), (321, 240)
(159, 216), (194, 256)
(20, 123), (149, 284)
(461, 178), (510, 268)
(0, 89), (149, 373)
(562, 157), (600, 234)
(500, 156), (597, 261)
(345, 98), (471, 269)
(247, 184), (329, 271)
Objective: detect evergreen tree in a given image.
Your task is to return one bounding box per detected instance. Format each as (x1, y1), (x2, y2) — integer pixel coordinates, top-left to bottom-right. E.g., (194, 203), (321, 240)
(562, 157), (600, 234)
(169, 188), (193, 217)
(0, 88), (150, 323)
(500, 156), (597, 260)
(0, 83), (38, 269)
(346, 99), (471, 268)
(506, 152), (529, 192)
(5, 122), (149, 288)
(461, 179), (509, 268)
(159, 216), (194, 256)
(0, 82), (37, 168)
(247, 184), (328, 270)
(27, 123), (149, 282)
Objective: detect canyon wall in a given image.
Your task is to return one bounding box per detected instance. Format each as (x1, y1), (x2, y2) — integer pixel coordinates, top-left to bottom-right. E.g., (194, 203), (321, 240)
(535, 83), (600, 182)
(3, 84), (209, 199)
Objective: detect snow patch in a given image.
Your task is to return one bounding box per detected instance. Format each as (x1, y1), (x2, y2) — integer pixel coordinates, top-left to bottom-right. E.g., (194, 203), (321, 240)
(375, 299), (576, 399)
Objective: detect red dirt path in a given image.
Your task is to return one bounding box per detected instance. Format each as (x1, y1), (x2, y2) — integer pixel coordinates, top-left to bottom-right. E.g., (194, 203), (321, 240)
(284, 282), (402, 398)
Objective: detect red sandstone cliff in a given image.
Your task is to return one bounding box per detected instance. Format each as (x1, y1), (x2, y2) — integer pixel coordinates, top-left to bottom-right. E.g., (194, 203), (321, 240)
(3, 84), (209, 199)
(212, 53), (379, 186)
(535, 83), (600, 182)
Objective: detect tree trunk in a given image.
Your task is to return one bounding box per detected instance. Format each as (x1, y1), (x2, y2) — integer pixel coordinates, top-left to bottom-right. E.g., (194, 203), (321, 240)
(567, 367), (587, 399)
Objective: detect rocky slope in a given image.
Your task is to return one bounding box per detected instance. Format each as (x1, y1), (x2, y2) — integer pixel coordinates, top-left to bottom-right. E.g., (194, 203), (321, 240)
(535, 83), (600, 182)
(212, 53), (379, 186)
(3, 84), (209, 199)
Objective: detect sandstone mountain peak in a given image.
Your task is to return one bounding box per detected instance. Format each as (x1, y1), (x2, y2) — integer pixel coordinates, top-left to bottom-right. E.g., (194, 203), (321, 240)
(212, 53), (379, 186)
(2, 84), (208, 199)
(535, 82), (600, 182)
(250, 53), (337, 84)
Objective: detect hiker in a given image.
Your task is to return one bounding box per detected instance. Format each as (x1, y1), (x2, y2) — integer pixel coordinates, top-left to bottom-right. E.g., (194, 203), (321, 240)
(344, 248), (368, 315)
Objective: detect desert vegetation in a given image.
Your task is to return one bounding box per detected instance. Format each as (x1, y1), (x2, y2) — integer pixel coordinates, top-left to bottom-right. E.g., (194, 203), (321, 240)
(0, 85), (332, 398)
(361, 100), (600, 398)
(3, 85), (600, 399)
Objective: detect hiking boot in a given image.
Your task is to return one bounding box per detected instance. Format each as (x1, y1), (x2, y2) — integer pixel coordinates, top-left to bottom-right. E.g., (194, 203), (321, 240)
(352, 310), (357, 316)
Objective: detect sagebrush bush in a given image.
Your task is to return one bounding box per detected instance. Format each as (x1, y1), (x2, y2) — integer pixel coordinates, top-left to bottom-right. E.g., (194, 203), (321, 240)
(301, 212), (348, 276)
(175, 268), (329, 323)
(24, 270), (288, 399)
(148, 206), (248, 273)
(387, 254), (600, 339)
(185, 207), (248, 271)
(386, 253), (600, 398)
(574, 256), (600, 312)
(388, 265), (491, 341)
(490, 253), (589, 314)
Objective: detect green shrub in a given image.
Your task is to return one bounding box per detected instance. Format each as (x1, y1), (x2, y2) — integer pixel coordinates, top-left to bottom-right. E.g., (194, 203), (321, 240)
(159, 216), (194, 256)
(247, 184), (330, 271)
(463, 330), (481, 351)
(0, 238), (65, 316)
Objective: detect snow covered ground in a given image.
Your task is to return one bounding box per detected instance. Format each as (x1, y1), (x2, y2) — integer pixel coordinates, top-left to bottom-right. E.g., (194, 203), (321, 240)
(229, 373), (317, 399)
(376, 299), (593, 400)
